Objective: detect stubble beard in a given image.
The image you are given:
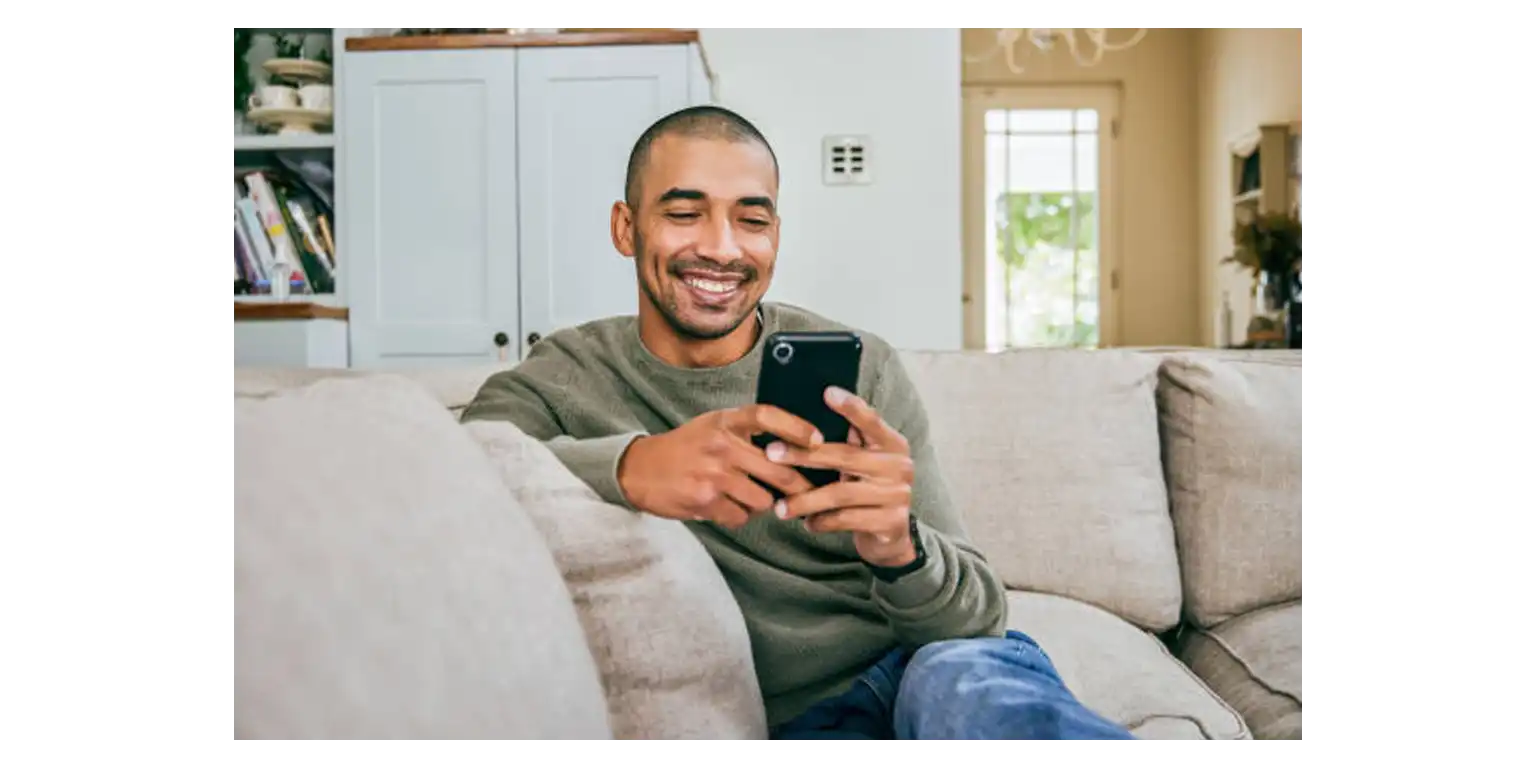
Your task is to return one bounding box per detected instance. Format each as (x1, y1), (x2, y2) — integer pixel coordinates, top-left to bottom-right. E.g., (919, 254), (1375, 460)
(635, 229), (758, 342)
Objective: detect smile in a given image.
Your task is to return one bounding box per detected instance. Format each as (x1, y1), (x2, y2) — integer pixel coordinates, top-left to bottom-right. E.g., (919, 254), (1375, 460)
(677, 271), (746, 307)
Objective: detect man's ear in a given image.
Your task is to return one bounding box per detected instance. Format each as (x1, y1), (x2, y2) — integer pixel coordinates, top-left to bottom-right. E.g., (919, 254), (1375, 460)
(611, 201), (635, 259)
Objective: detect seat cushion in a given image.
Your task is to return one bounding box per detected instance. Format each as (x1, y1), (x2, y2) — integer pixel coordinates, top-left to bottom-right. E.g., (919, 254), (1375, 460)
(1005, 591), (1249, 739)
(1179, 600), (1302, 739)
(464, 419), (769, 739)
(235, 375), (612, 739)
(1156, 352), (1302, 627)
(901, 349), (1183, 632)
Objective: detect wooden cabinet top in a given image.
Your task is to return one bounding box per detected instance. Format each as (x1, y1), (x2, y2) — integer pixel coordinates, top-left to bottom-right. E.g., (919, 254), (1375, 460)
(235, 302), (348, 321)
(345, 29), (700, 52)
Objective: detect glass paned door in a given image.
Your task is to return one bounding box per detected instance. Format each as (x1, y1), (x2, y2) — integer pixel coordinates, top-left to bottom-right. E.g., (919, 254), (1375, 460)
(964, 87), (1118, 350)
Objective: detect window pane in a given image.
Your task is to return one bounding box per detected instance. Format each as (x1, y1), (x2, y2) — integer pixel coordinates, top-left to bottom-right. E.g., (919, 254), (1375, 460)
(1008, 109), (1073, 133)
(1075, 109), (1099, 132)
(982, 119), (1103, 350)
(1006, 134), (1074, 193)
(985, 109), (1007, 132)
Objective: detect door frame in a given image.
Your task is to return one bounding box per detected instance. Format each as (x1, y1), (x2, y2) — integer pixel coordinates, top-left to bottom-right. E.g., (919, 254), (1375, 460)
(960, 84), (1124, 349)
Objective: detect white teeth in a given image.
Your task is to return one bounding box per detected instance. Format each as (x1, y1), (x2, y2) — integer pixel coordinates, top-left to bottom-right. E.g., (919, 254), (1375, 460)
(684, 277), (738, 294)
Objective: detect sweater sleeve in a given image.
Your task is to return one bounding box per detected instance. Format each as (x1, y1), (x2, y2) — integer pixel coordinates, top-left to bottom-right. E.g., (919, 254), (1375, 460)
(459, 367), (645, 510)
(863, 349), (1010, 645)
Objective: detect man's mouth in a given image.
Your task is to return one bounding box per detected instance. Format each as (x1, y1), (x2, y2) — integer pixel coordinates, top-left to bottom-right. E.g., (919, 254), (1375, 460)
(675, 269), (749, 308)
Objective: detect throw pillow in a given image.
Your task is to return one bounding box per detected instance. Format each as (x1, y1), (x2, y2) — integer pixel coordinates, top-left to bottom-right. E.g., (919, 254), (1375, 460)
(463, 419), (769, 739)
(235, 375), (613, 738)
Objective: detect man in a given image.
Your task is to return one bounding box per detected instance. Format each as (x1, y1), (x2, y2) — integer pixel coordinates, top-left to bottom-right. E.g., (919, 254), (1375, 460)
(460, 105), (1133, 740)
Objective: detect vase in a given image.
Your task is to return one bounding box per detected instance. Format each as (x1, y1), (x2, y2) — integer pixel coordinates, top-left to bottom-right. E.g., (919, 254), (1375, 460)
(1257, 270), (1297, 313)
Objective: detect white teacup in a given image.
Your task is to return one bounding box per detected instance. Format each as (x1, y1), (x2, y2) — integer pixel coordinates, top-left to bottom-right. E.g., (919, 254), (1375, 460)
(248, 84), (298, 111)
(299, 84), (333, 111)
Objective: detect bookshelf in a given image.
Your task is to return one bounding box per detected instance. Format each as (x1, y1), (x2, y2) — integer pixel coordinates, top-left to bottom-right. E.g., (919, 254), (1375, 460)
(1229, 122), (1300, 223)
(1223, 121), (1301, 348)
(234, 28), (365, 367)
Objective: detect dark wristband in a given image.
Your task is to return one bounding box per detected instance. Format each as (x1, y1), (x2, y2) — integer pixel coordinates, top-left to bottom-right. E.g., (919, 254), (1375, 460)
(866, 515), (927, 582)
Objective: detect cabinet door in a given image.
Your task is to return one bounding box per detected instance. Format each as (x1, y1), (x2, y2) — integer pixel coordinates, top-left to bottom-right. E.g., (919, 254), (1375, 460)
(343, 49), (520, 369)
(515, 45), (698, 358)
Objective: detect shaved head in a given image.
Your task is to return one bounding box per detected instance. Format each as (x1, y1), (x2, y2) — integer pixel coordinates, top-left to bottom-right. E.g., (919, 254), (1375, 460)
(624, 105), (779, 211)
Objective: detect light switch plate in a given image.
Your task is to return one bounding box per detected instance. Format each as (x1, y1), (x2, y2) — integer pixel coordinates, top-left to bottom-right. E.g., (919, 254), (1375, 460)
(822, 135), (871, 186)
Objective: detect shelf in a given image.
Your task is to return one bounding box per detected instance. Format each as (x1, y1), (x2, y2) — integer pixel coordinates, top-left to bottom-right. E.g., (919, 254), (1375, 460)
(244, 28), (332, 34)
(235, 134), (336, 152)
(235, 293), (343, 306)
(346, 29), (698, 52)
(236, 300), (348, 321)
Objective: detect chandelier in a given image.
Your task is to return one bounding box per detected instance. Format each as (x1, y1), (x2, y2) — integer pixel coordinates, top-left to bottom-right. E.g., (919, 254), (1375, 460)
(969, 28), (1149, 72)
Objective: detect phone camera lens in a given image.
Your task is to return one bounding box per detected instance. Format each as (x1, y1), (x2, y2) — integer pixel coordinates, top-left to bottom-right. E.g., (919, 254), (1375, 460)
(772, 341), (794, 364)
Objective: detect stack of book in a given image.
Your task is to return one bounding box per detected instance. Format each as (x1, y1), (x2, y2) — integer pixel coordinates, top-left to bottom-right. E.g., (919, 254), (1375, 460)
(234, 166), (336, 296)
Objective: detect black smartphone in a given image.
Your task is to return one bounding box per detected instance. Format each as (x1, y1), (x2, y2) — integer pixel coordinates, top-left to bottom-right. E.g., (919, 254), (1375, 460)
(751, 330), (863, 498)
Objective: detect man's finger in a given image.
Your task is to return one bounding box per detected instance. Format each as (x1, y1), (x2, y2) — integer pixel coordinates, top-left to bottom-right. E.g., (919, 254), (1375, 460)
(764, 440), (912, 482)
(824, 388), (906, 451)
(730, 437), (816, 497)
(774, 479), (909, 520)
(725, 404), (823, 448)
(717, 467), (778, 516)
(698, 495), (753, 529)
(842, 428), (864, 483)
(803, 506), (904, 536)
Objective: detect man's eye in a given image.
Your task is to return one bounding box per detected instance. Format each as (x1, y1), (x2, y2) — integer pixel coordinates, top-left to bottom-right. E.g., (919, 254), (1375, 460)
(742, 219), (769, 227)
(665, 212), (699, 221)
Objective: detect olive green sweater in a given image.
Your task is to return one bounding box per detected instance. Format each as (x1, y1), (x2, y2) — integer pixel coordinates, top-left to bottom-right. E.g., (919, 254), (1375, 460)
(460, 302), (1008, 726)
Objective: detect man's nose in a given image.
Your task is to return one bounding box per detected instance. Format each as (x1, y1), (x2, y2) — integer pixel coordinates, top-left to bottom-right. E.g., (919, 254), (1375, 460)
(697, 217), (744, 263)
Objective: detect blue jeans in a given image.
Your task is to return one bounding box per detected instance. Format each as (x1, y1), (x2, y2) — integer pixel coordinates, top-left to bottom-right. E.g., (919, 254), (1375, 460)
(770, 630), (1135, 740)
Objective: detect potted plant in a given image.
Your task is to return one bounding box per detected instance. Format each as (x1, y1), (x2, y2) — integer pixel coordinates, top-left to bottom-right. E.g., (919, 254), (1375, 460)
(1224, 210), (1301, 314)
(235, 29), (255, 122)
(272, 33), (305, 59)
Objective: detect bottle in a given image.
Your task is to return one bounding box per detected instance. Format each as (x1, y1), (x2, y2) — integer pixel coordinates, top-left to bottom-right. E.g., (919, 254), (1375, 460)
(1286, 275), (1301, 349)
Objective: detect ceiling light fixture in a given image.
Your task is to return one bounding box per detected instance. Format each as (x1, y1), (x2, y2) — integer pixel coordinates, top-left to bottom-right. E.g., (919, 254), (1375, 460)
(968, 28), (1150, 72)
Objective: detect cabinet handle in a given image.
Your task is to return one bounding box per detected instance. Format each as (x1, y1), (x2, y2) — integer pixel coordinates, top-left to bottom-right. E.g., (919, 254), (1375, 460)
(526, 332), (542, 346)
(494, 331), (510, 362)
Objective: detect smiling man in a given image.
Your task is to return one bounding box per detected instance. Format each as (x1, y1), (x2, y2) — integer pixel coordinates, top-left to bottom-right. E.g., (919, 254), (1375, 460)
(460, 105), (1134, 740)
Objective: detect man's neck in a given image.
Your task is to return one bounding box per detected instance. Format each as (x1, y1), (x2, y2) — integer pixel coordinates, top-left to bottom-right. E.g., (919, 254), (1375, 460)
(639, 305), (764, 369)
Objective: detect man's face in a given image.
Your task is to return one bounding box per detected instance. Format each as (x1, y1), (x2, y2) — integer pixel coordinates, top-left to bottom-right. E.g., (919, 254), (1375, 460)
(614, 134), (780, 340)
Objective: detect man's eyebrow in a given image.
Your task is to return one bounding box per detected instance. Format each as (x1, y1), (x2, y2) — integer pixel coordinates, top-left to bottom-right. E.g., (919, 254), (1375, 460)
(657, 187), (704, 203)
(739, 196), (776, 213)
(657, 188), (776, 214)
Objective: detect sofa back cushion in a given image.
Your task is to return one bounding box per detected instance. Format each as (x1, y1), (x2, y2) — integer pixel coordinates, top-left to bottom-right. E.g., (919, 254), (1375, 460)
(899, 349), (1183, 632)
(235, 364), (516, 419)
(464, 420), (769, 739)
(1155, 353), (1302, 627)
(235, 375), (612, 738)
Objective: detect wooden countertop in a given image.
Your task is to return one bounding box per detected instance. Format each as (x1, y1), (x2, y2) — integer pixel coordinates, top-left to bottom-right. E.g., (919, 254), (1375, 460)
(235, 302), (349, 321)
(346, 29), (699, 52)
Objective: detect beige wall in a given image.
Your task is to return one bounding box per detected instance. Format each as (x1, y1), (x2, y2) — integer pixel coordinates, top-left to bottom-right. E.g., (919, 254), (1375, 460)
(962, 28), (1200, 347)
(1194, 29), (1303, 345)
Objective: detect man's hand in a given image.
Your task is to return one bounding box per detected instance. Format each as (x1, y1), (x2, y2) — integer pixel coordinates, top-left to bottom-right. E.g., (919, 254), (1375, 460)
(764, 387), (917, 567)
(617, 405), (822, 529)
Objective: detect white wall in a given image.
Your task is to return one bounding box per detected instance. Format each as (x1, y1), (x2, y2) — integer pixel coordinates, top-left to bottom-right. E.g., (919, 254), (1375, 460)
(699, 29), (963, 351)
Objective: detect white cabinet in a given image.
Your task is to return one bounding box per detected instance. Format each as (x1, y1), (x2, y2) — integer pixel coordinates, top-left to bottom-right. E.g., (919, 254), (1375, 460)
(342, 39), (713, 369)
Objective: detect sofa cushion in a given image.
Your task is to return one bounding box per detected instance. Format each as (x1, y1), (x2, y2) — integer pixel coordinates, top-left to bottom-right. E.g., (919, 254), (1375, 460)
(464, 419), (769, 739)
(235, 364), (516, 418)
(235, 375), (612, 739)
(1005, 591), (1248, 739)
(1178, 600), (1301, 739)
(1156, 353), (1302, 627)
(900, 349), (1183, 632)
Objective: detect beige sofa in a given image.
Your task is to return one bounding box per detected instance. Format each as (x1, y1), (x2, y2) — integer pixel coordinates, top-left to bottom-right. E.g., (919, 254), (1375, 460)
(234, 346), (1300, 739)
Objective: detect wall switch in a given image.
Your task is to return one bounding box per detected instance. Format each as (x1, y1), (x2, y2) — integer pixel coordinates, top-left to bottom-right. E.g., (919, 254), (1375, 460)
(822, 135), (871, 186)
